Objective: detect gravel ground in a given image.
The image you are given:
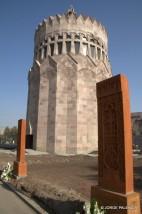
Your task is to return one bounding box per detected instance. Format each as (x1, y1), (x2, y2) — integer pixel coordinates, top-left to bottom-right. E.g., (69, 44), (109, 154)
(0, 149), (142, 212)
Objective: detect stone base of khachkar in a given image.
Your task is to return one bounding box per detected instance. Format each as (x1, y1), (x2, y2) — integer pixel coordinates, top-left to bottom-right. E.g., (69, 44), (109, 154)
(92, 186), (140, 214)
(92, 74), (141, 214)
(13, 119), (27, 177)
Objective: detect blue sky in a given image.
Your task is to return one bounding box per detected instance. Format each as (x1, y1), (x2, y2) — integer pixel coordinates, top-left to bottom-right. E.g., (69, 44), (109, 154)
(0, 0), (142, 127)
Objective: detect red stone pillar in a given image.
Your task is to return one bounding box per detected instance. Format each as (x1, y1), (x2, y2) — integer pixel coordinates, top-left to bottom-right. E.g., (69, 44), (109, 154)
(13, 119), (27, 177)
(92, 74), (141, 214)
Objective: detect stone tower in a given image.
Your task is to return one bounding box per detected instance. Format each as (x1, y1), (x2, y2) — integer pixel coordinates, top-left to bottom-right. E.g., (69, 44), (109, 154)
(26, 8), (112, 154)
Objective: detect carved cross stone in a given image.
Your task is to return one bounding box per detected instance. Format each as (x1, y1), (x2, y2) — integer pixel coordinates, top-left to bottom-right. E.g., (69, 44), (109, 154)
(13, 119), (27, 177)
(92, 74), (141, 214)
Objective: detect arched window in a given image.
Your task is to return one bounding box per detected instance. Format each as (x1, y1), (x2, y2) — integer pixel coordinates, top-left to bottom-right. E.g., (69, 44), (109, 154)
(90, 45), (95, 58)
(75, 41), (80, 54)
(50, 44), (54, 56)
(66, 41), (71, 53)
(102, 51), (105, 60)
(97, 48), (101, 59)
(58, 42), (63, 54)
(44, 46), (47, 58)
(82, 43), (88, 55)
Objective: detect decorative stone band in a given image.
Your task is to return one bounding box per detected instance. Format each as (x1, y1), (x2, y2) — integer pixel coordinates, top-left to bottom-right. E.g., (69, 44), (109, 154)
(34, 32), (108, 62)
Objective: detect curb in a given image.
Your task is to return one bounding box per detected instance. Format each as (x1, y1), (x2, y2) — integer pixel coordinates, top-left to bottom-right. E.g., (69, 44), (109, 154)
(1, 180), (48, 214)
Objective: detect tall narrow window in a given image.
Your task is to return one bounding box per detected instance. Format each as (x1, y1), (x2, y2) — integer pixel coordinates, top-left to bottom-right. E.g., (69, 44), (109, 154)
(97, 48), (101, 59)
(50, 44), (54, 56)
(90, 45), (95, 58)
(102, 51), (105, 60)
(75, 42), (80, 54)
(58, 42), (62, 54)
(66, 41), (71, 53)
(44, 46), (47, 58)
(82, 43), (88, 55)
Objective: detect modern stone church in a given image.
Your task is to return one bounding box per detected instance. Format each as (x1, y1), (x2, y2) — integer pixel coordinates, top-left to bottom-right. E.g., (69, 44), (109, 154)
(26, 8), (112, 154)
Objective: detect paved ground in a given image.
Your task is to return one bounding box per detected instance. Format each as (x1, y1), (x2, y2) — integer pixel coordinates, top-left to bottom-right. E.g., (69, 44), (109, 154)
(0, 181), (35, 214)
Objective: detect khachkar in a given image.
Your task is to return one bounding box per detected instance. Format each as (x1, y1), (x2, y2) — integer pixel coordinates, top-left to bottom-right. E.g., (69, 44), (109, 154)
(26, 8), (112, 154)
(93, 75), (141, 214)
(14, 119), (27, 177)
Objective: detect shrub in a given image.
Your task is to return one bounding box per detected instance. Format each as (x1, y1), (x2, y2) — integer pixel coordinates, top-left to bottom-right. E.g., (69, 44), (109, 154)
(81, 199), (106, 214)
(1, 162), (13, 181)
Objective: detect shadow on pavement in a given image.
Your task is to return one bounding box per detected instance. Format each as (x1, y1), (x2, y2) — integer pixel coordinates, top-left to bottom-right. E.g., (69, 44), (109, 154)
(33, 194), (85, 214)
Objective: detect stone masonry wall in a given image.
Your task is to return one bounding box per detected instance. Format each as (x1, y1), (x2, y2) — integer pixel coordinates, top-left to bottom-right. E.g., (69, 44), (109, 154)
(27, 54), (111, 154)
(26, 9), (112, 154)
(26, 62), (40, 149)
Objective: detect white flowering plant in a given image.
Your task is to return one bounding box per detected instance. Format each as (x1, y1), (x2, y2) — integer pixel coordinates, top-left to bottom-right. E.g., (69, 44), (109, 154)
(0, 162), (13, 182)
(90, 199), (106, 214)
(81, 199), (106, 214)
